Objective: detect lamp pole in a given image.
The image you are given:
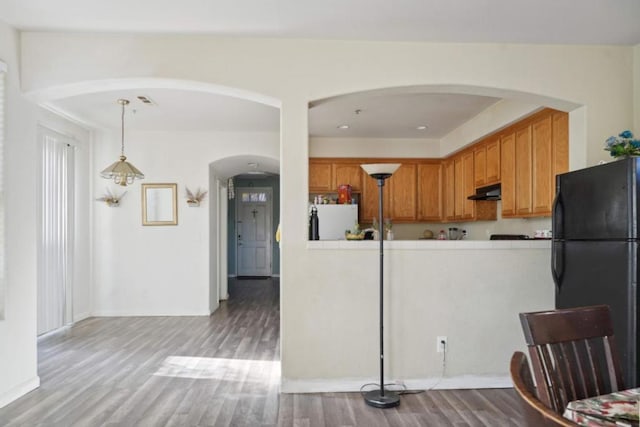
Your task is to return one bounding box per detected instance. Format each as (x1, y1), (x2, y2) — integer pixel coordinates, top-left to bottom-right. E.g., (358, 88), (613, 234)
(361, 164), (401, 409)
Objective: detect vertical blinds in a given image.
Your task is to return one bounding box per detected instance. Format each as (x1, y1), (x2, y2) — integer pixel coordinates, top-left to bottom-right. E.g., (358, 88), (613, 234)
(38, 129), (74, 335)
(0, 63), (6, 320)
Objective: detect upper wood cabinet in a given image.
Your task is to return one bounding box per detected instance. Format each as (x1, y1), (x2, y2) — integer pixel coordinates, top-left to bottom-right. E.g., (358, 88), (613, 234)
(308, 109), (567, 223)
(500, 109), (569, 218)
(485, 137), (501, 185)
(462, 150), (475, 220)
(515, 125), (533, 216)
(389, 163), (417, 222)
(473, 136), (501, 188)
(309, 159), (363, 193)
(552, 111), (569, 179)
(500, 132), (516, 217)
(417, 162), (442, 221)
(333, 162), (363, 191)
(309, 160), (333, 192)
(474, 143), (487, 188)
(442, 159), (455, 221)
(532, 114), (553, 215)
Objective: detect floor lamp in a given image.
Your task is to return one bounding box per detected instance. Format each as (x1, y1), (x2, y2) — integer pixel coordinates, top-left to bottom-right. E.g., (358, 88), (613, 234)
(360, 163), (401, 409)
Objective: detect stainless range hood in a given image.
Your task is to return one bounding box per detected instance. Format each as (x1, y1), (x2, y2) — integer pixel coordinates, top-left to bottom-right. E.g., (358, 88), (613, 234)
(467, 183), (501, 201)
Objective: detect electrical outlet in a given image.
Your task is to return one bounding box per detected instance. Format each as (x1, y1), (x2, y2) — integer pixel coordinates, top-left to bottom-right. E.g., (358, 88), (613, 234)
(436, 336), (447, 353)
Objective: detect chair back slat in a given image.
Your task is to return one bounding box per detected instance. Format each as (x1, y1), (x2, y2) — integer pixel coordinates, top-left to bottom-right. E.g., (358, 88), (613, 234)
(519, 305), (624, 414)
(510, 351), (580, 426)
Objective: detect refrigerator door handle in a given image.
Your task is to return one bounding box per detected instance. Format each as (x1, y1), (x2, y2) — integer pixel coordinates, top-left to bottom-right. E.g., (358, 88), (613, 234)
(552, 182), (563, 239)
(551, 240), (564, 290)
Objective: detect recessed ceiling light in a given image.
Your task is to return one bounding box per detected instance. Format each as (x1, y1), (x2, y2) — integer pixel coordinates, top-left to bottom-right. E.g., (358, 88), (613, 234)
(416, 125), (429, 130)
(337, 124), (350, 129)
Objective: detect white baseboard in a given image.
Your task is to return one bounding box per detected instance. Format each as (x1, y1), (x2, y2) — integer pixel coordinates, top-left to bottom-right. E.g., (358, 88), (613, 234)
(228, 274), (237, 278)
(281, 375), (512, 394)
(91, 310), (211, 317)
(73, 312), (91, 322)
(272, 274), (280, 278)
(0, 376), (40, 408)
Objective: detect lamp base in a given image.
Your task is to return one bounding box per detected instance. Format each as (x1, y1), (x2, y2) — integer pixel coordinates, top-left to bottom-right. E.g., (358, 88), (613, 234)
(363, 389), (400, 408)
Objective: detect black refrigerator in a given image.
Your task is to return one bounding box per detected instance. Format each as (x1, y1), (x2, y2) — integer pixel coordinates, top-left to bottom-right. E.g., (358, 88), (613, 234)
(553, 157), (640, 387)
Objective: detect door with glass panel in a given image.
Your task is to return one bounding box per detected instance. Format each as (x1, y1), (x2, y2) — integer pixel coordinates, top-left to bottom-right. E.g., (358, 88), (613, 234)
(236, 188), (272, 277)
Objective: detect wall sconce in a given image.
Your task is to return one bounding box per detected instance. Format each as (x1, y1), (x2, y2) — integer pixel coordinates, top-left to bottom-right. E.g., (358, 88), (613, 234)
(95, 188), (127, 207)
(186, 187), (208, 207)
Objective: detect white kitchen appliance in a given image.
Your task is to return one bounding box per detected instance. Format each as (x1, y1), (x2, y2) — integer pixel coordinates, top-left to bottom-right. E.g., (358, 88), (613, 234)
(312, 204), (358, 240)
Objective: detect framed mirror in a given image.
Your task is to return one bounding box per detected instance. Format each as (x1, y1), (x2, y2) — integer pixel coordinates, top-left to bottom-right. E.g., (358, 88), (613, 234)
(142, 183), (178, 226)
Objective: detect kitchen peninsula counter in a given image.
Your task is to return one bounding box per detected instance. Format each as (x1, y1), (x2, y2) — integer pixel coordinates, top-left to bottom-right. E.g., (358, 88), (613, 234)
(307, 239), (551, 250)
(287, 236), (553, 393)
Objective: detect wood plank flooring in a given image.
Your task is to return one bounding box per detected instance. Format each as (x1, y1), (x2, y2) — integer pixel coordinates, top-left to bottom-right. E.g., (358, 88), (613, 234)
(0, 278), (528, 426)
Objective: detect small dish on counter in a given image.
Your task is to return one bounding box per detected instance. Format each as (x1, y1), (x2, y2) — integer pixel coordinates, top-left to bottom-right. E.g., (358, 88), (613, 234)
(345, 233), (365, 240)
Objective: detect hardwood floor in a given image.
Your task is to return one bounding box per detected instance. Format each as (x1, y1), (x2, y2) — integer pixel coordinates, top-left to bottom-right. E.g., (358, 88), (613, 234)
(0, 278), (528, 426)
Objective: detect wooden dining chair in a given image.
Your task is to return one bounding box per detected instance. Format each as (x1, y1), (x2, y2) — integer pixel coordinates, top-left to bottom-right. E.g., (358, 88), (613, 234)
(519, 305), (624, 414)
(510, 351), (580, 426)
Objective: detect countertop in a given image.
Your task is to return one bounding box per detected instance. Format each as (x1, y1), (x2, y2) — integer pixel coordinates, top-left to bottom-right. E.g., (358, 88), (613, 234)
(307, 239), (551, 250)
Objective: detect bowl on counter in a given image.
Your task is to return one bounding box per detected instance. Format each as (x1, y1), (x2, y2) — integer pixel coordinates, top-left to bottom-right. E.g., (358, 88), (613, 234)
(345, 233), (365, 240)
(421, 229), (434, 239)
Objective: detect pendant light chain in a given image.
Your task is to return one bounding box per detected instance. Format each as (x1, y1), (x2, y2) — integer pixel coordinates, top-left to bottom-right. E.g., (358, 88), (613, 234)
(120, 100), (125, 157)
(99, 98), (144, 186)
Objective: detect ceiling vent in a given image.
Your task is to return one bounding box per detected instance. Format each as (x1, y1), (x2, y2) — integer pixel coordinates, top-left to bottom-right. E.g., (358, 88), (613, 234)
(136, 95), (156, 105)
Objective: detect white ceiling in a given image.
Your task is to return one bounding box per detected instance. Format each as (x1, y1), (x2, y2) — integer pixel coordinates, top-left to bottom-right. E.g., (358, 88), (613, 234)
(2, 0), (639, 45)
(50, 89), (280, 133)
(309, 92), (500, 139)
(5, 0), (640, 153)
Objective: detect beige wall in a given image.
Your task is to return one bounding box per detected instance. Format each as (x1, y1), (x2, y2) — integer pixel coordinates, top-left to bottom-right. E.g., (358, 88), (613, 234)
(11, 34), (638, 392)
(635, 44), (640, 135)
(0, 22), (40, 407)
(92, 129), (279, 316)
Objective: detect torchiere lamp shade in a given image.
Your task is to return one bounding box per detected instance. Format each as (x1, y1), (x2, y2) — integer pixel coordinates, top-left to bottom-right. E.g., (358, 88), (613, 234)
(360, 163), (401, 178)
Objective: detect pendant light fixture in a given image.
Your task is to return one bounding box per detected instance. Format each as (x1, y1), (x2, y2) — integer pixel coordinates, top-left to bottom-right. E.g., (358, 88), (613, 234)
(100, 99), (144, 186)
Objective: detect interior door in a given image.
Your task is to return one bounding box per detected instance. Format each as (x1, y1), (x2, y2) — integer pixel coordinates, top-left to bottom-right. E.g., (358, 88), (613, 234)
(236, 187), (272, 277)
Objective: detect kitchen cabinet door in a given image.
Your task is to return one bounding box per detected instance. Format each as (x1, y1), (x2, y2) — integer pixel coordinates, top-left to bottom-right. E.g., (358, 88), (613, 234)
(361, 172), (390, 224)
(462, 150), (475, 220)
(515, 125), (533, 216)
(485, 137), (501, 184)
(553, 111), (569, 178)
(309, 161), (332, 192)
(454, 155), (464, 219)
(474, 143), (487, 188)
(418, 162), (442, 221)
(333, 162), (363, 191)
(501, 132), (516, 217)
(532, 115), (553, 215)
(389, 163), (417, 222)
(443, 159), (455, 221)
